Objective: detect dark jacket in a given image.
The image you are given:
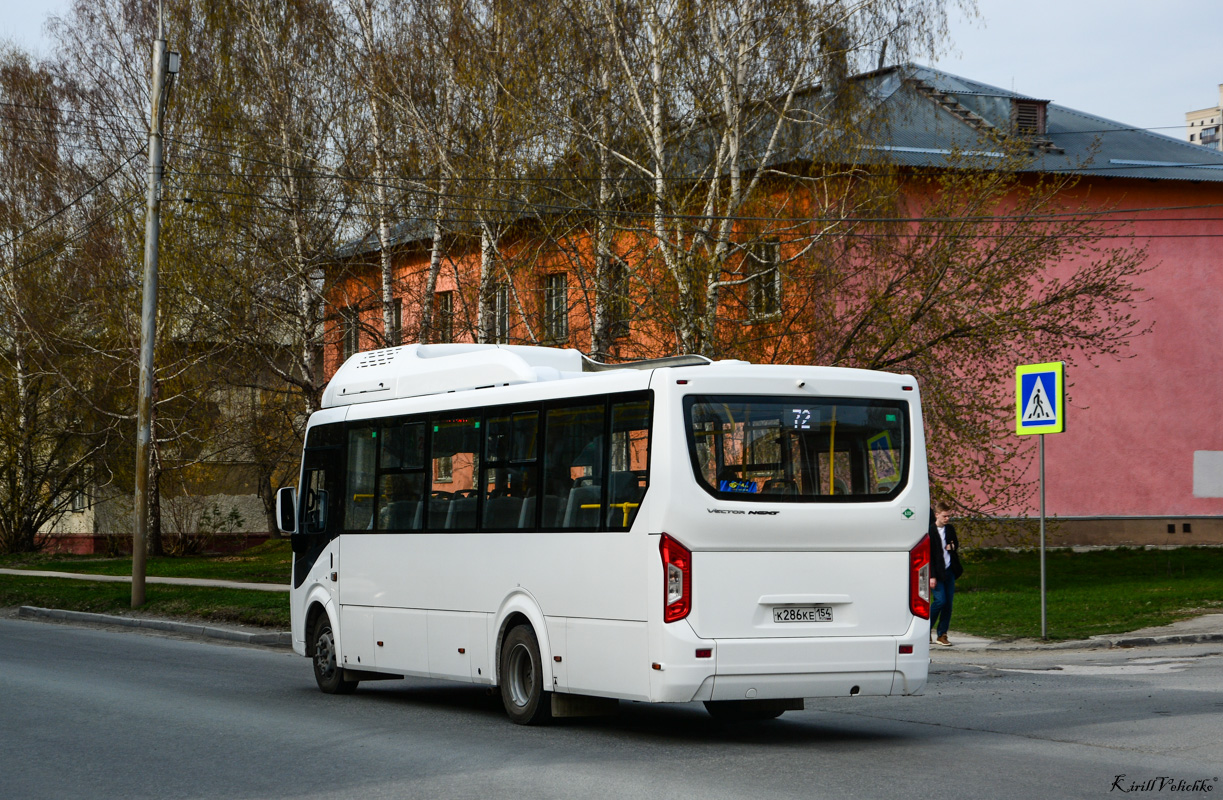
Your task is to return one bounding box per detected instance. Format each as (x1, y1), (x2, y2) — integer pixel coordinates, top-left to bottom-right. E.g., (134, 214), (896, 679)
(929, 516), (963, 582)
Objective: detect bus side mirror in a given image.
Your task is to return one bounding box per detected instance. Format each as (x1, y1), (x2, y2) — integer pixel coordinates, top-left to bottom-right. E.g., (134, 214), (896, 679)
(277, 487), (297, 534)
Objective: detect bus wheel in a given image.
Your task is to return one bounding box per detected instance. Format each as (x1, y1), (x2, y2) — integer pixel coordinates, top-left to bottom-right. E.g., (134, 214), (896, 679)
(312, 617), (358, 695)
(703, 700), (787, 722)
(499, 625), (552, 725)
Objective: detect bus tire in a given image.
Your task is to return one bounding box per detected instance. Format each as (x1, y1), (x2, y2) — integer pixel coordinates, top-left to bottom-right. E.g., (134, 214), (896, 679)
(312, 617), (359, 695)
(703, 700), (787, 722)
(499, 625), (552, 725)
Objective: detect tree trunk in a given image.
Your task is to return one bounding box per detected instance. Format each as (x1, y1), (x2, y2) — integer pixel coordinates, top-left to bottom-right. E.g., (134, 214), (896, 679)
(591, 60), (614, 361)
(420, 174), (448, 343)
(477, 225), (497, 344)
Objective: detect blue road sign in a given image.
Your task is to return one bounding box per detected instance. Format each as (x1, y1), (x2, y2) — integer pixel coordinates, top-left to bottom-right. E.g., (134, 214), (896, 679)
(1015, 362), (1065, 435)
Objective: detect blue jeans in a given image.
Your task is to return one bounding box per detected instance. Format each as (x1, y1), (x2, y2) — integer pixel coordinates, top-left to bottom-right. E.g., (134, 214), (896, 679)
(930, 570), (956, 637)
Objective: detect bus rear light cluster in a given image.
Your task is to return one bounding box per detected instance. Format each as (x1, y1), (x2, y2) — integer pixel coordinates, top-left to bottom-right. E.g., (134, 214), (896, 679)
(910, 534), (931, 619)
(660, 533), (692, 623)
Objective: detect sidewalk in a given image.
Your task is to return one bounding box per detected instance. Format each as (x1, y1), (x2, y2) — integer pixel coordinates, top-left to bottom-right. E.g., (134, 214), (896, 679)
(933, 613), (1223, 652)
(0, 567), (287, 592)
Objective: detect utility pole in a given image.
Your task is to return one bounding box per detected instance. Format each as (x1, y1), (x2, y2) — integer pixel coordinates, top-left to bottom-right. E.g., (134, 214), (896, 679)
(133, 8), (179, 608)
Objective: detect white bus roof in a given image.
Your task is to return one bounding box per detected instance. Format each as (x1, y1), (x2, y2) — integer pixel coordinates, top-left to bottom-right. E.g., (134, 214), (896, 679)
(320, 344), (712, 408)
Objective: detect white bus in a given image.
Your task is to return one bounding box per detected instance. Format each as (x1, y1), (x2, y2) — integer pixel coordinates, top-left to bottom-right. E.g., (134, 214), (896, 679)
(278, 344), (932, 724)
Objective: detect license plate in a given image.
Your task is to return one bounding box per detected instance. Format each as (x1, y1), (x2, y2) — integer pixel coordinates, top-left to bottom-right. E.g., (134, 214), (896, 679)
(772, 605), (833, 623)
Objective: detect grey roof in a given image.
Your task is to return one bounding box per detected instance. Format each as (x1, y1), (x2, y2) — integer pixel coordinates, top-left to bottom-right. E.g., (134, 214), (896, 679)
(865, 64), (1223, 182)
(335, 218), (436, 260)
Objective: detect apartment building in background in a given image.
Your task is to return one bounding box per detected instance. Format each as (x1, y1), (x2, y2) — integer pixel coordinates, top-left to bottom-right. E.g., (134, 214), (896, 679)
(1186, 84), (1223, 149)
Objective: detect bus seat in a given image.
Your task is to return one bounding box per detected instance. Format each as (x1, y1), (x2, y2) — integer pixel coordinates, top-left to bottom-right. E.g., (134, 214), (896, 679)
(563, 484), (602, 528)
(427, 494), (451, 529)
(446, 496), (477, 529)
(379, 500), (420, 531)
(762, 478), (797, 495)
(484, 495), (524, 530)
(609, 470), (644, 502)
(518, 494), (563, 528)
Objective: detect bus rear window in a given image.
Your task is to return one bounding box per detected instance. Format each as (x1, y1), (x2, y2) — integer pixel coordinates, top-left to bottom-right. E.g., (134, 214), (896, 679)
(684, 395), (908, 501)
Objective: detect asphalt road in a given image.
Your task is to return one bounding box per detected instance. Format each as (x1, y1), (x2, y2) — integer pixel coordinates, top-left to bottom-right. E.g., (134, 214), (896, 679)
(3, 617), (1220, 799)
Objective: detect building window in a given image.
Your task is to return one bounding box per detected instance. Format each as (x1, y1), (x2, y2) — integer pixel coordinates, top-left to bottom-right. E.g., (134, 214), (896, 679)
(392, 298), (403, 345)
(69, 486), (90, 512)
(493, 283), (510, 344)
(433, 291), (454, 343)
(544, 273), (568, 343)
(342, 307), (360, 361)
(748, 241), (782, 320)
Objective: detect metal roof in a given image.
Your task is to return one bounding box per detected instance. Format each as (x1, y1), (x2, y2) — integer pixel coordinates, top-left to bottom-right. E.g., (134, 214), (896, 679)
(335, 218), (436, 260)
(872, 64), (1223, 182)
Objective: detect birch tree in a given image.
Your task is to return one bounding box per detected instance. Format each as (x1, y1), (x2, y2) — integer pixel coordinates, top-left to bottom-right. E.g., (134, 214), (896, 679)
(45, 1), (253, 553)
(0, 46), (120, 552)
(575, 0), (964, 356)
(339, 0), (406, 346)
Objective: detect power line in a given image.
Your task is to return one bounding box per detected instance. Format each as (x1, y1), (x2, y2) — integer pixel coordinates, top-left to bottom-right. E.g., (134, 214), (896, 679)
(166, 192), (1223, 243)
(0, 192), (142, 281)
(0, 149), (143, 252)
(8, 95), (1212, 143)
(162, 173), (1223, 225)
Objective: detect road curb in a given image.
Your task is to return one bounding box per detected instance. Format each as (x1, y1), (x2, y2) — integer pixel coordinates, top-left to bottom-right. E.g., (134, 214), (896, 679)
(1106, 632), (1223, 648)
(980, 632), (1223, 651)
(17, 606), (293, 648)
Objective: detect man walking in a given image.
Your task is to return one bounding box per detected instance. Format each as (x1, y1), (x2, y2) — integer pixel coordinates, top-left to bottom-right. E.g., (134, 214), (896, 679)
(929, 501), (963, 647)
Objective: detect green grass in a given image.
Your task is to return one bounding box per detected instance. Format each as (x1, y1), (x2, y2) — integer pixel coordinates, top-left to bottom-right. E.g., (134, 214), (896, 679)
(952, 547), (1223, 640)
(0, 574), (289, 628)
(0, 539), (292, 584)
(4, 542), (1223, 640)
(0, 540), (292, 629)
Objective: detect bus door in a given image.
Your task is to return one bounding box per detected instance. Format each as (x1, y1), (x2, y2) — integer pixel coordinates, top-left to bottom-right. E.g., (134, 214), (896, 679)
(294, 423), (343, 588)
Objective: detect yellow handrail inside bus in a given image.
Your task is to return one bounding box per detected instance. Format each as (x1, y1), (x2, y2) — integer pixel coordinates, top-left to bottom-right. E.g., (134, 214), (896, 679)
(581, 502), (641, 526)
(828, 406), (837, 495)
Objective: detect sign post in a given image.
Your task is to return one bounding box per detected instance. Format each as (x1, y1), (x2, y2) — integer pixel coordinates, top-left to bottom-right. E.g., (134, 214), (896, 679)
(1015, 361), (1066, 640)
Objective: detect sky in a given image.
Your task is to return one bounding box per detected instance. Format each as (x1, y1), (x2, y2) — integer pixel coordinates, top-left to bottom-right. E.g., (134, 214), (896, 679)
(2, 0), (1220, 140)
(932, 0), (1221, 137)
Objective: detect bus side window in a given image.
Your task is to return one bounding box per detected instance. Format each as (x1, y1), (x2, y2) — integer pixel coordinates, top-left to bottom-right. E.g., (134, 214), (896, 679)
(545, 404), (604, 530)
(483, 409), (538, 531)
(345, 427), (377, 530)
(429, 415), (480, 531)
(377, 420), (426, 531)
(607, 398), (650, 530)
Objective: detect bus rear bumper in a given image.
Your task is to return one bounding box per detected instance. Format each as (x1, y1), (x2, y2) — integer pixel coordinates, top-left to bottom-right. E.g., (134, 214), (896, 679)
(652, 618), (929, 703)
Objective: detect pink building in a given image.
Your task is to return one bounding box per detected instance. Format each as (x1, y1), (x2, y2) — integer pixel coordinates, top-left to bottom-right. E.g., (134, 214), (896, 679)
(884, 66), (1223, 544)
(331, 65), (1223, 545)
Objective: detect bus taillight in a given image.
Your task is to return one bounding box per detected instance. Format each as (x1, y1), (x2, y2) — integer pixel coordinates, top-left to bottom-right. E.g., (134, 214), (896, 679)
(910, 534), (931, 619)
(660, 533), (692, 623)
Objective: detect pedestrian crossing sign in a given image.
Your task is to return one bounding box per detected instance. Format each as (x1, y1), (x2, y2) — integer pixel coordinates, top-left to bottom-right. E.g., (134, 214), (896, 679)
(1015, 362), (1065, 435)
